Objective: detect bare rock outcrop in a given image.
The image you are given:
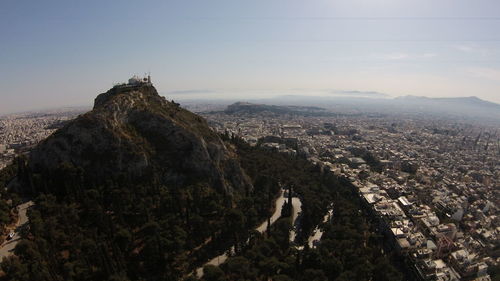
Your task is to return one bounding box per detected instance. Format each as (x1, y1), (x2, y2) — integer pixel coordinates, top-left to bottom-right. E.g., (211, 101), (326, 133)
(29, 84), (252, 195)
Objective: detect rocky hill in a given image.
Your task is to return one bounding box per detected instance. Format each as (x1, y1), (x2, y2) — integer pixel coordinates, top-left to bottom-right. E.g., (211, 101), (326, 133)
(1, 82), (406, 281)
(28, 83), (252, 195)
(225, 101), (327, 116)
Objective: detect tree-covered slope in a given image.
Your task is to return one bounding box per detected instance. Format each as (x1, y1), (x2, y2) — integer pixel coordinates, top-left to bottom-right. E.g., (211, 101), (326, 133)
(1, 84), (255, 280)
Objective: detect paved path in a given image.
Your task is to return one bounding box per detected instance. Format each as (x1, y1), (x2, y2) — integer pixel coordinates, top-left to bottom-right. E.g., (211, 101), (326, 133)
(255, 189), (287, 233)
(288, 197), (302, 243)
(0, 201), (34, 260)
(307, 208), (333, 248)
(196, 189), (293, 278)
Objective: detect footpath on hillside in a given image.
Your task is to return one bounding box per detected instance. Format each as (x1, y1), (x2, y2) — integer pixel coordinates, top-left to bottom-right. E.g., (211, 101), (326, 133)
(0, 201), (34, 260)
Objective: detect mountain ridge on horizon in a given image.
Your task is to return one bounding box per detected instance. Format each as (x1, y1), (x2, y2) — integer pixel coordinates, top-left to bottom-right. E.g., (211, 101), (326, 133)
(394, 95), (500, 107)
(2, 91), (499, 116)
(272, 94), (500, 106)
(215, 94), (500, 123)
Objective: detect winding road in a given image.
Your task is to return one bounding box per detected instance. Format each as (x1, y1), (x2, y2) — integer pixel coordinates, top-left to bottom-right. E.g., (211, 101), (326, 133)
(255, 189), (288, 233)
(288, 197), (302, 243)
(0, 201), (34, 260)
(307, 208), (333, 248)
(192, 190), (337, 277)
(196, 189), (303, 278)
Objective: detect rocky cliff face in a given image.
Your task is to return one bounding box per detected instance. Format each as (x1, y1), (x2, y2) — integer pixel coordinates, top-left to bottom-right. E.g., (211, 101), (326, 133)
(29, 84), (252, 195)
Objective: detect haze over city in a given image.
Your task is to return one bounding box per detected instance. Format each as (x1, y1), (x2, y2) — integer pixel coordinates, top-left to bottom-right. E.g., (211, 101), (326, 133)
(1, 1), (500, 281)
(2, 0), (500, 113)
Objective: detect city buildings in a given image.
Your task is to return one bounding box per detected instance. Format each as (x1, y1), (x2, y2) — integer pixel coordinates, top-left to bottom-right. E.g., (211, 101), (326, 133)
(202, 108), (498, 281)
(0, 109), (85, 170)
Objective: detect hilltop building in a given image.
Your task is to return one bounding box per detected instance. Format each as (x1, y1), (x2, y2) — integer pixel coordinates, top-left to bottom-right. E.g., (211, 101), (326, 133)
(114, 74), (152, 88)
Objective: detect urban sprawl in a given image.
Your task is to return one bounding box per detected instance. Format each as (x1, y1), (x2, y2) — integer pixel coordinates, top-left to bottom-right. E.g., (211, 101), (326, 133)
(0, 106), (498, 281)
(202, 109), (498, 281)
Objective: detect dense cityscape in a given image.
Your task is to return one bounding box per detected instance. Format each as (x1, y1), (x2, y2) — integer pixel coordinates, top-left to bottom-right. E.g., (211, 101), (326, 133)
(201, 107), (499, 281)
(1, 100), (498, 280)
(0, 109), (86, 170)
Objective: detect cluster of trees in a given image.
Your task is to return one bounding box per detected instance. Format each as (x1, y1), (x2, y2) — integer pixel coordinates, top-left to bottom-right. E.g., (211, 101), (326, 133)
(0, 134), (402, 281)
(0, 139), (289, 280)
(0, 161), (21, 235)
(347, 147), (383, 173)
(1, 159), (258, 280)
(489, 264), (500, 281)
(196, 136), (403, 281)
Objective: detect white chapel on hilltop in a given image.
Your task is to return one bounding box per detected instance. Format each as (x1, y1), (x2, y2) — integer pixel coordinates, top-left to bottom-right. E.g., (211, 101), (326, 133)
(114, 74), (152, 88)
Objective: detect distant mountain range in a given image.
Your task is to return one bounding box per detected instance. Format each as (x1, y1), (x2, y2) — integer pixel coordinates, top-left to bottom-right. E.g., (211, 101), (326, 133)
(330, 90), (390, 98)
(390, 95), (500, 121)
(221, 95), (500, 123)
(394, 95), (500, 109)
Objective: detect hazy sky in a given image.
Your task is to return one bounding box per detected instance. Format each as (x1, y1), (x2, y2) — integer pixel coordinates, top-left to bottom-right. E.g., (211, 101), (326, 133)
(1, 0), (500, 113)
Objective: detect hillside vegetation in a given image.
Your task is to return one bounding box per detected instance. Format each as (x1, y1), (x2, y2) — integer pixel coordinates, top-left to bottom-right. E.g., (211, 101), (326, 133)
(0, 85), (401, 281)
